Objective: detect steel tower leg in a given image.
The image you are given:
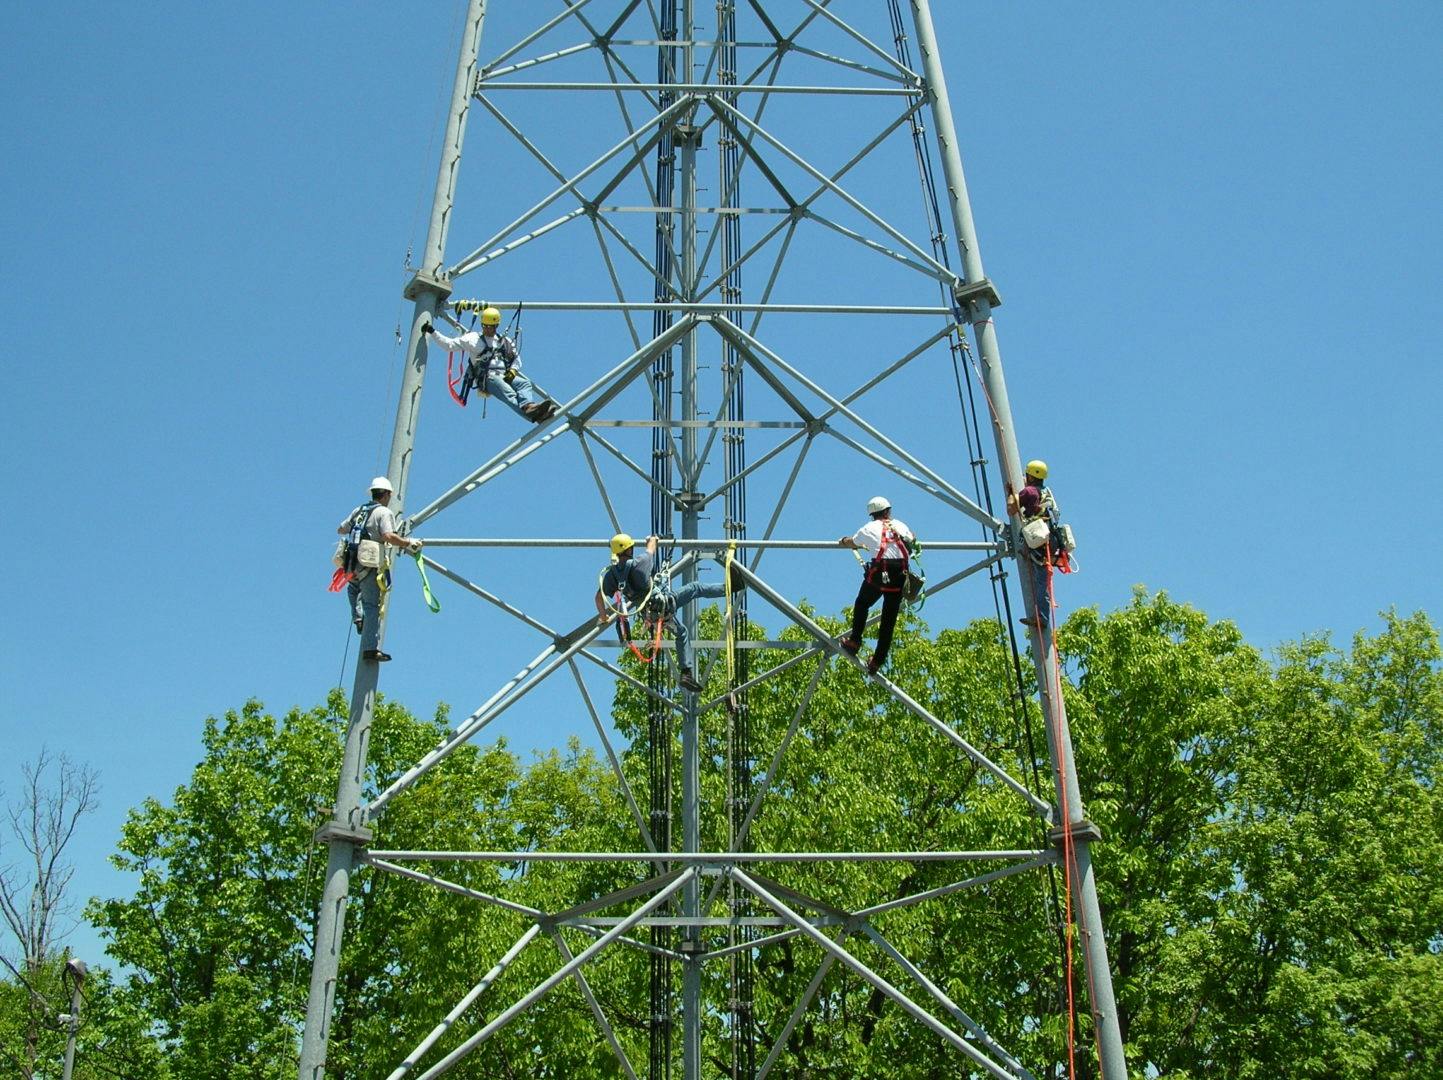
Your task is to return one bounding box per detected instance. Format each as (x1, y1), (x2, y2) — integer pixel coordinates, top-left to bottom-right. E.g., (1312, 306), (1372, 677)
(297, 4), (489, 1077)
(907, 2), (1129, 1076)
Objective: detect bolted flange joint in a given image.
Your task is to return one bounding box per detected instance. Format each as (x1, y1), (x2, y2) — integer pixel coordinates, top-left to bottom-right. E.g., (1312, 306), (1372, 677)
(403, 270), (454, 303)
(952, 276), (1002, 322)
(1048, 820), (1103, 849)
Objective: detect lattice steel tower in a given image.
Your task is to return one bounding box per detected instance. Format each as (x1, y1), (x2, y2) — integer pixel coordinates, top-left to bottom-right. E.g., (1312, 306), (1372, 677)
(300, 3), (1126, 1077)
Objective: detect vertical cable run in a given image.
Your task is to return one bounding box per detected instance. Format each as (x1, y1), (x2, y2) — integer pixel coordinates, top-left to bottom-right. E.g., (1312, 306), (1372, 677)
(650, 4), (680, 1075)
(716, 5), (755, 1075)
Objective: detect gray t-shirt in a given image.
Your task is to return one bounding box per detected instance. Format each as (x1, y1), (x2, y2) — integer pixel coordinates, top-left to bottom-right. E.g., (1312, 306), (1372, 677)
(339, 502), (398, 575)
(601, 551), (654, 602)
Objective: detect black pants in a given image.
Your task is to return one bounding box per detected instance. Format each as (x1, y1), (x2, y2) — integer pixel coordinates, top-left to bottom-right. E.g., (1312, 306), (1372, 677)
(850, 559), (906, 665)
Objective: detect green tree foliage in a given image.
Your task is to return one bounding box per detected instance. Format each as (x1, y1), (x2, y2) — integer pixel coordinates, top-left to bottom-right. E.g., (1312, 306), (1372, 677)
(87, 692), (641, 1078)
(81, 599), (1442, 1078)
(0, 957), (167, 1079)
(1065, 596), (1443, 1078)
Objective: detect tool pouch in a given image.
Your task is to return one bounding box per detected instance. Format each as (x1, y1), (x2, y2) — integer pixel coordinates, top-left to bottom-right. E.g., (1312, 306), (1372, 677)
(357, 539), (383, 569)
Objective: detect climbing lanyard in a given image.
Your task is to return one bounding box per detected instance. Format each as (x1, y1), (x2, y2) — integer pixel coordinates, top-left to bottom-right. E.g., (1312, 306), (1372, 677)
(412, 550), (440, 613)
(612, 590), (666, 663)
(445, 309), (480, 407)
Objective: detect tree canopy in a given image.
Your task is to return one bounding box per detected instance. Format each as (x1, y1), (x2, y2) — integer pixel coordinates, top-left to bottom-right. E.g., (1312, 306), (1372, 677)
(3, 594), (1435, 1078)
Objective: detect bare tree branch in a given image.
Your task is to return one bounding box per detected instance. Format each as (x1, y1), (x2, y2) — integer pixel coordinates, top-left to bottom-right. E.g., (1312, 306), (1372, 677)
(0, 748), (100, 1078)
(0, 748), (99, 969)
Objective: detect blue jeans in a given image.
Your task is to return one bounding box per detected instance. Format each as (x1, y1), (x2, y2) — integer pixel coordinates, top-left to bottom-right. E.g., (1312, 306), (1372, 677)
(348, 572), (384, 652)
(1024, 556), (1052, 629)
(485, 370), (541, 419)
(666, 580), (726, 673)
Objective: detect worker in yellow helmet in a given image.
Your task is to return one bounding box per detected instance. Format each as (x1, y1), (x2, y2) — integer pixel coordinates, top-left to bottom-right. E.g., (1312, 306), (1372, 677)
(1009, 459), (1075, 633)
(422, 306), (557, 423)
(594, 532), (737, 694)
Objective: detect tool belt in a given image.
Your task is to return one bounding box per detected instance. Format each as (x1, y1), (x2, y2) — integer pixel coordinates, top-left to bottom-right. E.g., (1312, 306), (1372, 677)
(866, 557), (908, 594)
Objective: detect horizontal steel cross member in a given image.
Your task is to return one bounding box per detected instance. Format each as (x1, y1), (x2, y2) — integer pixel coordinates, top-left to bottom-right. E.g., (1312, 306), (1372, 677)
(420, 537), (999, 550)
(367, 850), (1045, 863)
(443, 300), (953, 314)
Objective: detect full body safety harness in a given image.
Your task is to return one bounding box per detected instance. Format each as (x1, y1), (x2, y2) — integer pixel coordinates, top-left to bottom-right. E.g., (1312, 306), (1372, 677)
(444, 302), (524, 413)
(597, 552), (675, 663)
(1019, 487), (1077, 635)
(1023, 488), (1076, 575)
(327, 502), (439, 611)
(851, 521), (927, 609)
(329, 501), (380, 593)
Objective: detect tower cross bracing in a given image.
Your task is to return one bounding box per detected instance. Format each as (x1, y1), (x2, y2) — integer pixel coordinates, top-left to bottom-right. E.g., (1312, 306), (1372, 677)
(300, 3), (1128, 1078)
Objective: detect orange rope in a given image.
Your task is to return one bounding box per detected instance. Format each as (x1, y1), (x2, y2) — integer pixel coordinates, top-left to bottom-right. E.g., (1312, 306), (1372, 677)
(1025, 554), (1078, 1079)
(970, 322), (1092, 1075)
(616, 592), (667, 663)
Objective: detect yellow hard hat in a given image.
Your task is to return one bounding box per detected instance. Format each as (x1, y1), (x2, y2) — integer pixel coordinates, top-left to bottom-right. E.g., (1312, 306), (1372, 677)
(480, 306), (502, 326)
(610, 533), (635, 559)
(1025, 459), (1048, 481)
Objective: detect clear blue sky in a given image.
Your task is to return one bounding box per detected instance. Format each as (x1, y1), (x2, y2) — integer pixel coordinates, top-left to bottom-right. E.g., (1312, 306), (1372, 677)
(3, 2), (1440, 968)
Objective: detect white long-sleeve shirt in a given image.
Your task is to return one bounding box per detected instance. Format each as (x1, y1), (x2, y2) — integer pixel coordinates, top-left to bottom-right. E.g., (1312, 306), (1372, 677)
(429, 328), (520, 376)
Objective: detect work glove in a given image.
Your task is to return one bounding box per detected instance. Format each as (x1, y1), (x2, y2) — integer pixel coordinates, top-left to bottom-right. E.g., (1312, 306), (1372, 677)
(407, 538), (424, 554)
(420, 322), (433, 335)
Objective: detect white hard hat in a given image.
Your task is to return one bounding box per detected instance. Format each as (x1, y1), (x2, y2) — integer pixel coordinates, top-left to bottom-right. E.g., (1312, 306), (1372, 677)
(369, 476), (394, 494)
(866, 495), (890, 514)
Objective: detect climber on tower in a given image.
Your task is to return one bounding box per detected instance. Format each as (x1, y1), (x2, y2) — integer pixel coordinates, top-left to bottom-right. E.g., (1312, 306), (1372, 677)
(837, 496), (916, 676)
(335, 476), (423, 663)
(594, 533), (737, 694)
(423, 306), (557, 423)
(1008, 459), (1075, 634)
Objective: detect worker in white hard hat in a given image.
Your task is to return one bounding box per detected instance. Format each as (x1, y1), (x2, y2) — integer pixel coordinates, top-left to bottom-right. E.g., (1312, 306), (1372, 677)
(422, 306), (557, 423)
(335, 476), (422, 663)
(594, 532), (739, 694)
(837, 496), (915, 675)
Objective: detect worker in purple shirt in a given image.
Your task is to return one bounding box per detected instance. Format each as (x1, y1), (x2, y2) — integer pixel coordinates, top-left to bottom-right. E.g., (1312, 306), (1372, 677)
(1011, 459), (1062, 632)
